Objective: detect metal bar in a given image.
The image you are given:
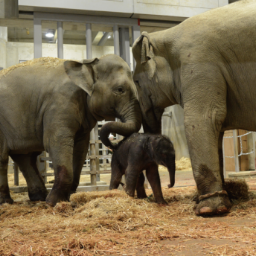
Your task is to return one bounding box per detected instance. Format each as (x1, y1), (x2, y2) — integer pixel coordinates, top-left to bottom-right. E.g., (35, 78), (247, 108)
(86, 23), (92, 59)
(90, 139), (122, 144)
(97, 32), (111, 46)
(113, 24), (120, 56)
(14, 163), (19, 186)
(89, 155), (113, 160)
(222, 135), (226, 178)
(34, 12), (138, 26)
(233, 129), (240, 172)
(90, 128), (97, 185)
(41, 154), (113, 161)
(33, 17), (42, 58)
(43, 170), (111, 176)
(102, 144), (108, 170)
(132, 23), (140, 71)
(57, 21), (63, 59)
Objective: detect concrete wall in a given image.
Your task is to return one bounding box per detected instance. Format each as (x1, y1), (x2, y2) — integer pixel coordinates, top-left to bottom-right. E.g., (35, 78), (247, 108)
(5, 42), (134, 69)
(162, 105), (189, 160)
(0, 26), (7, 69)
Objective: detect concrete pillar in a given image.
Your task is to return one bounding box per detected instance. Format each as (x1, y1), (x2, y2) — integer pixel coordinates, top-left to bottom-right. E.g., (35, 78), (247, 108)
(57, 21), (63, 59)
(0, 26), (7, 69)
(119, 27), (130, 67)
(34, 16), (42, 58)
(113, 24), (120, 56)
(86, 23), (92, 59)
(132, 24), (140, 71)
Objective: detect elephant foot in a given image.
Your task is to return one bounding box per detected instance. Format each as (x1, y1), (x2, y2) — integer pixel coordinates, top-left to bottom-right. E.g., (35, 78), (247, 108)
(28, 187), (48, 202)
(195, 191), (232, 216)
(46, 189), (70, 207)
(0, 195), (14, 205)
(136, 188), (147, 199)
(137, 193), (147, 199)
(0, 187), (14, 205)
(125, 188), (135, 198)
(156, 199), (168, 205)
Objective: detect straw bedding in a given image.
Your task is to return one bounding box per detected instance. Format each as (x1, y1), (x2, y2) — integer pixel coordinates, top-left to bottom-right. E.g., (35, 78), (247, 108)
(159, 157), (192, 172)
(1, 179), (256, 256)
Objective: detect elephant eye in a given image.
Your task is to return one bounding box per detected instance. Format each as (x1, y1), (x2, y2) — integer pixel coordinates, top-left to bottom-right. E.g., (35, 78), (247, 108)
(135, 81), (141, 87)
(115, 86), (124, 94)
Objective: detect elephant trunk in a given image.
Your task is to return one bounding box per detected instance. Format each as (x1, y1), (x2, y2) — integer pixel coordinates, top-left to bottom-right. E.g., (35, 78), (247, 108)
(167, 155), (176, 188)
(142, 108), (163, 134)
(100, 100), (142, 149)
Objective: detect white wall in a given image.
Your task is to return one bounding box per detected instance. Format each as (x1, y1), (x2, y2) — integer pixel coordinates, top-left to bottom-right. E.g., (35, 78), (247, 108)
(133, 0), (229, 20)
(5, 42), (134, 69)
(19, 0), (133, 17)
(19, 0), (229, 20)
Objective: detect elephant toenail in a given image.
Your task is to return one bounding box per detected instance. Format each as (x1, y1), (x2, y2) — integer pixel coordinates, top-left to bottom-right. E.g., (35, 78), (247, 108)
(217, 206), (229, 213)
(199, 207), (212, 215)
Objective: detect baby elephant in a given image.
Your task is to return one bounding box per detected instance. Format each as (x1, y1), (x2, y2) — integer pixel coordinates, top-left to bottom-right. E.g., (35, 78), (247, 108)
(109, 133), (175, 204)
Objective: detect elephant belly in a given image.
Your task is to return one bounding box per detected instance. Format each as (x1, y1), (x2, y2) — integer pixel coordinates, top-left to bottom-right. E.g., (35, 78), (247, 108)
(224, 105), (256, 132)
(8, 139), (44, 154)
(0, 113), (44, 154)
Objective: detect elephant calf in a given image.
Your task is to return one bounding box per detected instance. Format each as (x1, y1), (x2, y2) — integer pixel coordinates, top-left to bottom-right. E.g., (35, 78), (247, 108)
(108, 133), (175, 204)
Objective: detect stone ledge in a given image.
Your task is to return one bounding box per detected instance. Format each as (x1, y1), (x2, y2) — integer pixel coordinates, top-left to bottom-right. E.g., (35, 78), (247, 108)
(228, 171), (256, 179)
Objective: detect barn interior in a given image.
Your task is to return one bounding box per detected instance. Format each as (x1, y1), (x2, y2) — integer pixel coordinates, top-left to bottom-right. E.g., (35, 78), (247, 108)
(1, 1), (256, 255)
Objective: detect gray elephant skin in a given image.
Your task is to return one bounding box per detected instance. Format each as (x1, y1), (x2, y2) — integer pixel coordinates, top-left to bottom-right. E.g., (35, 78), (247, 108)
(132, 0), (256, 216)
(0, 55), (141, 206)
(106, 133), (175, 204)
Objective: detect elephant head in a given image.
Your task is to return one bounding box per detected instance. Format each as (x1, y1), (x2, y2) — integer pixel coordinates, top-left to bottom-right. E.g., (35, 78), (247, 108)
(64, 54), (141, 147)
(132, 32), (178, 134)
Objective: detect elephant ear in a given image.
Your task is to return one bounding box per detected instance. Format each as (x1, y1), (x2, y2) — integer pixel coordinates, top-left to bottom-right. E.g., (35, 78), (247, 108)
(132, 31), (156, 79)
(64, 58), (99, 96)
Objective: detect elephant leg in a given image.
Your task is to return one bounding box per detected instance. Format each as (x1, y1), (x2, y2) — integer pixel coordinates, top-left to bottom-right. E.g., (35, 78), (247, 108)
(146, 164), (167, 204)
(184, 112), (231, 216)
(109, 154), (123, 190)
(10, 152), (48, 201)
(136, 172), (147, 199)
(125, 165), (140, 197)
(71, 133), (90, 193)
(0, 136), (13, 204)
(45, 131), (74, 206)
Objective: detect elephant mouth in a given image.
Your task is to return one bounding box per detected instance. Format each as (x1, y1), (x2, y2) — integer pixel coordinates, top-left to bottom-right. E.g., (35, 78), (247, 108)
(92, 112), (105, 121)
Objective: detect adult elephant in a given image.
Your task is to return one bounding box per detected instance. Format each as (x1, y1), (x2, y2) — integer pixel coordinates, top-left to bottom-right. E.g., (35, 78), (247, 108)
(132, 0), (256, 216)
(0, 55), (141, 206)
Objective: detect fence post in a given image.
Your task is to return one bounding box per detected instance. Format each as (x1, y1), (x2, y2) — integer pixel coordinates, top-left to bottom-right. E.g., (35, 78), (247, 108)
(90, 127), (97, 185)
(14, 163), (19, 186)
(248, 132), (255, 170)
(233, 130), (240, 172)
(94, 123), (100, 181)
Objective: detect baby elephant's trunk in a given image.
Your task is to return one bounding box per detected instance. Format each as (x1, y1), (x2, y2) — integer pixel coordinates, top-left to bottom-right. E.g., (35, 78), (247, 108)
(167, 154), (176, 188)
(154, 136), (176, 188)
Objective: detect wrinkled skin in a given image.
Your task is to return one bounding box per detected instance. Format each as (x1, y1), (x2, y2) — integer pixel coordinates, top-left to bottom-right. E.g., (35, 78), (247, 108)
(0, 55), (141, 206)
(132, 1), (256, 216)
(107, 133), (175, 204)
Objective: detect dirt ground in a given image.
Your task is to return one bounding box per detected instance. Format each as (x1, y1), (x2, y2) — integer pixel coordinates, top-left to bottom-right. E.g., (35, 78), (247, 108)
(2, 162), (256, 255)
